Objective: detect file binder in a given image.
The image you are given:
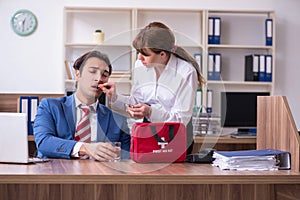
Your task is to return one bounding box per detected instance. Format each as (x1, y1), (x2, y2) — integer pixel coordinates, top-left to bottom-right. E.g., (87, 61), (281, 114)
(18, 96), (39, 135)
(206, 89), (213, 113)
(208, 17), (221, 44)
(193, 53), (202, 73)
(265, 19), (273, 46)
(259, 55), (266, 82)
(195, 89), (202, 112)
(214, 53), (221, 80)
(208, 53), (221, 80)
(245, 54), (259, 81)
(208, 17), (214, 44)
(208, 54), (214, 80)
(265, 55), (272, 82)
(213, 17), (221, 44)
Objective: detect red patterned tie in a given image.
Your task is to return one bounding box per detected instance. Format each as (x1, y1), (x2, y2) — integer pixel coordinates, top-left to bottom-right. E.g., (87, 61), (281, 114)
(74, 105), (91, 143)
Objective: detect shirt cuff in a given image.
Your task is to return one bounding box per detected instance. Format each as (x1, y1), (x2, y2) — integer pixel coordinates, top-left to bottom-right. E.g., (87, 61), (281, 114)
(71, 142), (83, 157)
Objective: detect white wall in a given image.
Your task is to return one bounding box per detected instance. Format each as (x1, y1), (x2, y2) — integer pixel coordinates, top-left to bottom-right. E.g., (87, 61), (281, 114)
(1, 0), (299, 128)
(273, 0), (300, 129)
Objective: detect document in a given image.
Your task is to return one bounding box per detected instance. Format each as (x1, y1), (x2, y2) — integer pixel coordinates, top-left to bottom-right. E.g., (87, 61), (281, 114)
(212, 149), (291, 171)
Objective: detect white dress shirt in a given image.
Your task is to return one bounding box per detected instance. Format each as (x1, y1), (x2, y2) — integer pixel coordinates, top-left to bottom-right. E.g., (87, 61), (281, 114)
(113, 54), (198, 126)
(72, 94), (98, 157)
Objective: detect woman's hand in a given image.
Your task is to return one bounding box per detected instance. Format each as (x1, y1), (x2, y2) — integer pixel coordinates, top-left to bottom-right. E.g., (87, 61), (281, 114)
(126, 103), (152, 119)
(98, 82), (117, 102)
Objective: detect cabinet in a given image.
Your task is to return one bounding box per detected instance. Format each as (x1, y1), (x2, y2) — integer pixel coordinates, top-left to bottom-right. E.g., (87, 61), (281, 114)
(204, 10), (275, 116)
(63, 8), (275, 118)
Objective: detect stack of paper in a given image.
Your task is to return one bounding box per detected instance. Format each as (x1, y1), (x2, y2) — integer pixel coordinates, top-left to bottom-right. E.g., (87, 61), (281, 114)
(212, 149), (290, 171)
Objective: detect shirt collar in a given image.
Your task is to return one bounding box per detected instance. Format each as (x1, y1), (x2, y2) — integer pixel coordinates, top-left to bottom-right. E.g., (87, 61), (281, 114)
(165, 54), (178, 75)
(74, 93), (98, 111)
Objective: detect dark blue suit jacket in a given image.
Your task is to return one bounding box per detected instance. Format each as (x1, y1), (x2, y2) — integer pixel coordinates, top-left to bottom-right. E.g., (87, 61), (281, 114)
(34, 95), (130, 159)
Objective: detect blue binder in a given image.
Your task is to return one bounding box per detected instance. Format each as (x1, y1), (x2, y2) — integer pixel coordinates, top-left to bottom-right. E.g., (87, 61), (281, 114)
(213, 17), (221, 44)
(214, 149), (291, 170)
(215, 149), (288, 158)
(265, 55), (272, 82)
(208, 17), (214, 44)
(208, 17), (221, 44)
(206, 89), (213, 113)
(194, 89), (203, 113)
(19, 96), (39, 135)
(265, 19), (273, 46)
(208, 53), (221, 80)
(214, 53), (221, 80)
(193, 53), (202, 73)
(258, 55), (266, 82)
(208, 54), (214, 80)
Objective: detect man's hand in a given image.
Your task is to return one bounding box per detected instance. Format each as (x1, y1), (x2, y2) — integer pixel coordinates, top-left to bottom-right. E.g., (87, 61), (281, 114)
(79, 142), (119, 161)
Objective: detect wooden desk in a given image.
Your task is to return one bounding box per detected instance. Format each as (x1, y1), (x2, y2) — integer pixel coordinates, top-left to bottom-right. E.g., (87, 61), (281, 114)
(27, 135), (257, 157)
(0, 159), (299, 200)
(193, 135), (256, 153)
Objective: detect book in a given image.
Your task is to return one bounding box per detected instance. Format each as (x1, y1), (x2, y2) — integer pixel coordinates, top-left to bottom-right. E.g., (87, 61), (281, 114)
(212, 149), (291, 171)
(64, 60), (75, 80)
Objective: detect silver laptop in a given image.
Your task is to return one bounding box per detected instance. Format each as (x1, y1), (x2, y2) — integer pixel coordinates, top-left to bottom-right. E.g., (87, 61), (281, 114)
(0, 112), (48, 164)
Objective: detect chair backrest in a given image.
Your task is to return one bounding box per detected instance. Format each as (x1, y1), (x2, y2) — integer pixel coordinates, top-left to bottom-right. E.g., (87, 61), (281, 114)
(257, 96), (300, 172)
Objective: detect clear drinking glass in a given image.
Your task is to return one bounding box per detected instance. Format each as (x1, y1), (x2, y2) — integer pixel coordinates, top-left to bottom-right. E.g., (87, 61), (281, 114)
(111, 142), (121, 162)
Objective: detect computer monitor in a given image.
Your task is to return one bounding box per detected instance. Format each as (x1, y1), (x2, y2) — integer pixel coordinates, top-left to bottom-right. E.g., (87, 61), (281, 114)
(220, 92), (270, 133)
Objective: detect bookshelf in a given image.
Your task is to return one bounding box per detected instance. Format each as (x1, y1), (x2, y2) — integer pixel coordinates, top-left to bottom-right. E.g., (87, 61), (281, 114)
(63, 7), (205, 97)
(63, 7), (134, 96)
(205, 10), (275, 115)
(63, 8), (275, 118)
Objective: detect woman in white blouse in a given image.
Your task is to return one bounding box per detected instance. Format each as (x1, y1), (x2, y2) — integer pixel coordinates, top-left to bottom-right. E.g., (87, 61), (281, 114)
(100, 22), (205, 154)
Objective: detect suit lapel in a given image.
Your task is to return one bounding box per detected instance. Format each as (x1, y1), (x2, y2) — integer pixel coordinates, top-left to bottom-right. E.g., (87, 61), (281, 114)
(62, 95), (76, 135)
(97, 104), (109, 140)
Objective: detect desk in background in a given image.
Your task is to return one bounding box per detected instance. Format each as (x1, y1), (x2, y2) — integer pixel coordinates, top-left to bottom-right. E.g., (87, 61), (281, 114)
(0, 159), (299, 200)
(192, 135), (256, 153)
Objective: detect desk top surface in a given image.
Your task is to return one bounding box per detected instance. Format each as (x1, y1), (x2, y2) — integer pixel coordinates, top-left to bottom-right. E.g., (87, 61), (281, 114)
(193, 135), (256, 144)
(0, 159), (299, 184)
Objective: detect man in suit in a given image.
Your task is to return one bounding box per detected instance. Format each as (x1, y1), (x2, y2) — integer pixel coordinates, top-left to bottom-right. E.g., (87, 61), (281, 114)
(34, 51), (130, 161)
